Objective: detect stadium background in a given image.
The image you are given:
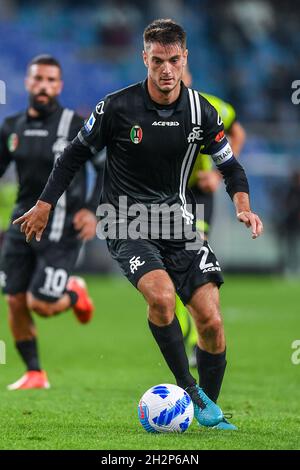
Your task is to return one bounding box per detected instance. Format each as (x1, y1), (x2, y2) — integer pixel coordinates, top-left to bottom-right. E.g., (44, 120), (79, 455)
(0, 0), (299, 451)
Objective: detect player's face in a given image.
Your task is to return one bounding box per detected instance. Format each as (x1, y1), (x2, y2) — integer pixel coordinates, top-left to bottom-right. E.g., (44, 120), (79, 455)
(143, 42), (188, 94)
(25, 64), (63, 106)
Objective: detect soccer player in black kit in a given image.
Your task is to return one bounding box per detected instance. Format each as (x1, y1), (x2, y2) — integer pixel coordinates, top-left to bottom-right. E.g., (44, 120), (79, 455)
(0, 55), (100, 390)
(15, 22), (263, 429)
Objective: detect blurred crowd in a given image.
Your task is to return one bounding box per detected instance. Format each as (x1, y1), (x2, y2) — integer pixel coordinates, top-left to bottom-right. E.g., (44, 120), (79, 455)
(0, 0), (299, 123)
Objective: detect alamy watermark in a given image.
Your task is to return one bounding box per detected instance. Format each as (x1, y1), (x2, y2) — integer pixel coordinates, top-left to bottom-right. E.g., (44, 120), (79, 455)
(291, 80), (300, 104)
(291, 340), (300, 365)
(0, 340), (6, 365)
(96, 197), (205, 250)
(0, 80), (6, 104)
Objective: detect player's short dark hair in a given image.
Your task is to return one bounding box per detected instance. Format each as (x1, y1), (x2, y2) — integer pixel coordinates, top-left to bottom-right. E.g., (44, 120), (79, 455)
(143, 19), (186, 50)
(27, 54), (62, 75)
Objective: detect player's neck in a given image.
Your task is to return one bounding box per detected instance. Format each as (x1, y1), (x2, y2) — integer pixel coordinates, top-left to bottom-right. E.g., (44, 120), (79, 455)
(28, 107), (41, 118)
(27, 101), (59, 119)
(147, 79), (181, 106)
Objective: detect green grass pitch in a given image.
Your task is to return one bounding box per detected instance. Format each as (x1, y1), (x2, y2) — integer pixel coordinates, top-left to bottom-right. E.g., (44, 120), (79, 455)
(0, 275), (299, 450)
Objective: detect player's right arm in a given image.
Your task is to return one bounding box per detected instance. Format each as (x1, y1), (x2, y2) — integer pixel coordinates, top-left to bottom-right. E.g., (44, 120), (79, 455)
(13, 97), (112, 242)
(0, 120), (13, 177)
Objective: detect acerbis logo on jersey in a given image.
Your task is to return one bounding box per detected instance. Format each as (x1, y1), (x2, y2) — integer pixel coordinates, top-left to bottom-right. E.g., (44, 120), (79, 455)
(130, 125), (143, 144)
(152, 121), (179, 127)
(187, 126), (204, 143)
(24, 129), (49, 137)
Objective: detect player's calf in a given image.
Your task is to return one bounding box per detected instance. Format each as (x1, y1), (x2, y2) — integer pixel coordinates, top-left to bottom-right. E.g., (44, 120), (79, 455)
(7, 293), (36, 340)
(197, 315), (224, 353)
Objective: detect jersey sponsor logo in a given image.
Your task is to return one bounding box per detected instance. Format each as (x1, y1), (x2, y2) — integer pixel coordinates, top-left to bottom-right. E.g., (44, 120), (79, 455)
(129, 256), (145, 273)
(215, 130), (225, 142)
(23, 129), (49, 137)
(187, 126), (204, 143)
(84, 113), (96, 133)
(211, 142), (233, 166)
(152, 121), (179, 127)
(7, 133), (18, 152)
(130, 125), (143, 144)
(96, 100), (105, 115)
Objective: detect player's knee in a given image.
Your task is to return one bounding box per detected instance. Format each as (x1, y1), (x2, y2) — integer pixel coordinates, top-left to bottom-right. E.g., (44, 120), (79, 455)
(7, 293), (27, 315)
(148, 288), (175, 321)
(201, 314), (223, 338)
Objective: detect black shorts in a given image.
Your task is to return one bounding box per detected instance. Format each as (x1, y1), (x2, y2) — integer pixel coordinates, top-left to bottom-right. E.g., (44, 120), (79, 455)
(0, 232), (81, 302)
(107, 237), (223, 305)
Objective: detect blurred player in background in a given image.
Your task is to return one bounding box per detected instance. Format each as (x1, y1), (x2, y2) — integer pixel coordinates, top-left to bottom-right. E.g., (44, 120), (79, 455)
(176, 66), (246, 367)
(0, 55), (101, 390)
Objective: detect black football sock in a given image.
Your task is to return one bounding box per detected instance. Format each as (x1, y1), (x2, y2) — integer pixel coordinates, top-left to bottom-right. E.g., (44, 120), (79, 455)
(65, 290), (79, 306)
(148, 316), (196, 389)
(16, 338), (41, 371)
(196, 346), (227, 403)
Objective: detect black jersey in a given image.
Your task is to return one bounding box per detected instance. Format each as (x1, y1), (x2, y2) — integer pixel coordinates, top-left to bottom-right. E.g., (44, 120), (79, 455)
(0, 104), (101, 241)
(40, 81), (249, 234)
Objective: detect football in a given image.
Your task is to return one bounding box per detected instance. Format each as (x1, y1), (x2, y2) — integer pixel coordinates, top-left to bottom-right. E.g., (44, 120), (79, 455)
(138, 384), (194, 433)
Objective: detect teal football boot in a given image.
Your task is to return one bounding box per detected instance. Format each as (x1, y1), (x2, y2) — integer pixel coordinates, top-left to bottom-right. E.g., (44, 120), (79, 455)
(212, 415), (238, 430)
(185, 384), (223, 427)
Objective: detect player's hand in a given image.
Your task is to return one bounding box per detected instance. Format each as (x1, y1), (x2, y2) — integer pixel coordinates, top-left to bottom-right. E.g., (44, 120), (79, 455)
(13, 200), (51, 242)
(237, 211), (263, 239)
(197, 170), (221, 193)
(73, 209), (97, 241)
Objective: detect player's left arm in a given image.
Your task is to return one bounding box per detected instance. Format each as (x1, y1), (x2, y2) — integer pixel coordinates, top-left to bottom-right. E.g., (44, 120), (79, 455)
(69, 115), (98, 241)
(201, 96), (263, 239)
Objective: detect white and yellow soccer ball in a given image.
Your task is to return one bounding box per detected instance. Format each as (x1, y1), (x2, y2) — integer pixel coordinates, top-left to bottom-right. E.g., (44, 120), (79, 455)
(138, 384), (194, 433)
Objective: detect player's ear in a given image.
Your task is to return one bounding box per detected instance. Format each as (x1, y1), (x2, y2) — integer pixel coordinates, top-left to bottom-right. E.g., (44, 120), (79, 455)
(183, 49), (188, 67)
(24, 76), (30, 93)
(143, 50), (149, 68)
(57, 79), (64, 95)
